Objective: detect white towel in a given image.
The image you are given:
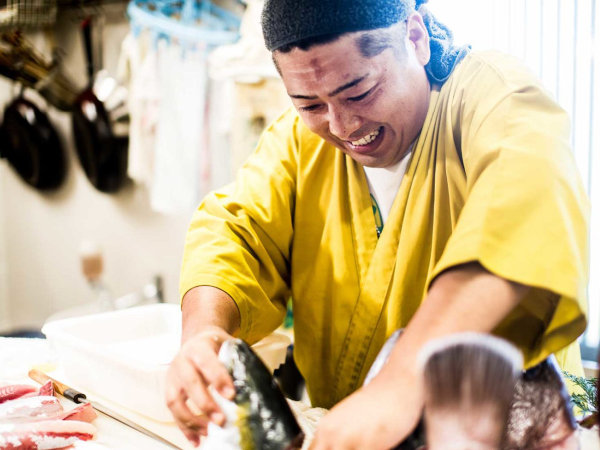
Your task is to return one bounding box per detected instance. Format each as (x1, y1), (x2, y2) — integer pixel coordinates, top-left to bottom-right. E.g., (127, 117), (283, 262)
(119, 32), (161, 187)
(151, 40), (209, 214)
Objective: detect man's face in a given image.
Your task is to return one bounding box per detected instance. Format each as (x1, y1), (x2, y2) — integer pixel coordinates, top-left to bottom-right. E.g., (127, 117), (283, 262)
(274, 14), (432, 168)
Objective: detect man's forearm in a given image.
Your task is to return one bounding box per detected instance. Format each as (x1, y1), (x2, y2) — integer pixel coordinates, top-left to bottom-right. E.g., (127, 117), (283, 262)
(181, 286), (242, 343)
(374, 262), (529, 391)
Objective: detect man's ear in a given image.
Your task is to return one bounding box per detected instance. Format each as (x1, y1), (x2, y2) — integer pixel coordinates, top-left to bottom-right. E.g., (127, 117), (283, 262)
(406, 12), (430, 66)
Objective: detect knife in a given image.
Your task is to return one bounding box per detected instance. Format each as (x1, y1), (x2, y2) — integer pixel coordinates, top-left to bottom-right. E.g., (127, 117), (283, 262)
(28, 368), (181, 449)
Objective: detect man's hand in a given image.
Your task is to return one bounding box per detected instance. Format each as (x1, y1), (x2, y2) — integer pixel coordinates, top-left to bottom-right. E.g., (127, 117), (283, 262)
(165, 286), (241, 446)
(309, 377), (422, 450)
(166, 326), (236, 445)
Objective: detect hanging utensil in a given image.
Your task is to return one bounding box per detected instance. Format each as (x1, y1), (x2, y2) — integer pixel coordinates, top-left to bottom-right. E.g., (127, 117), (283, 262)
(0, 88), (66, 190)
(72, 17), (129, 193)
(0, 31), (78, 111)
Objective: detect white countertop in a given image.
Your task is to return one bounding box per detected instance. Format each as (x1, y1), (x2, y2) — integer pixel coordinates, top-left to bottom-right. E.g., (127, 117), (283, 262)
(0, 337), (190, 449)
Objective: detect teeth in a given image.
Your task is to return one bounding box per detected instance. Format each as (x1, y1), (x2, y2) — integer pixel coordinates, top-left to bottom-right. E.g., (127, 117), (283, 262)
(351, 128), (380, 146)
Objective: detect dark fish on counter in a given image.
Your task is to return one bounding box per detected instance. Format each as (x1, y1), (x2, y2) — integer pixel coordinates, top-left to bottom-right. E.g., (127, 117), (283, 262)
(201, 338), (304, 450)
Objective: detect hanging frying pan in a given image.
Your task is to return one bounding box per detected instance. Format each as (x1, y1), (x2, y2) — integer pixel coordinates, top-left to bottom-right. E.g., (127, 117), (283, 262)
(0, 91), (66, 190)
(72, 17), (128, 193)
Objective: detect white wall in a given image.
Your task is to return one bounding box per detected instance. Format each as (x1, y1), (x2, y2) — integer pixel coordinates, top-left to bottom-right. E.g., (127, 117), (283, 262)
(0, 7), (192, 331)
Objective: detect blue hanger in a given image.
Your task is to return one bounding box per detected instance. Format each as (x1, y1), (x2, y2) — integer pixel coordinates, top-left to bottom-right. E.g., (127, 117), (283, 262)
(127, 0), (241, 48)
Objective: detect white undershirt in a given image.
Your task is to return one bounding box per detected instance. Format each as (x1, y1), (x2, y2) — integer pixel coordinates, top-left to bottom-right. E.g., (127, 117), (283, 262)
(363, 150), (412, 225)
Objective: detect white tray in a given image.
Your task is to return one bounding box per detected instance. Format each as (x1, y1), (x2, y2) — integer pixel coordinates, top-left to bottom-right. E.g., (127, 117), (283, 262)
(42, 304), (290, 423)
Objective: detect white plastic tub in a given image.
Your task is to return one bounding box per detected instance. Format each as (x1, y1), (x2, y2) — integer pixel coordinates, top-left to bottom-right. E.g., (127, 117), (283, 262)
(42, 303), (291, 423)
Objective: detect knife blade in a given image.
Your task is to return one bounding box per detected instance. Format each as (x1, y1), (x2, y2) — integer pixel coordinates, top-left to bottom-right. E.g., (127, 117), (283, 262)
(28, 368), (181, 449)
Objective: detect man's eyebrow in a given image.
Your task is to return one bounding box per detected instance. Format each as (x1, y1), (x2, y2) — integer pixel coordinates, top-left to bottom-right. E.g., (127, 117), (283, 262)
(327, 75), (367, 97)
(289, 94), (319, 100)
(288, 75), (368, 100)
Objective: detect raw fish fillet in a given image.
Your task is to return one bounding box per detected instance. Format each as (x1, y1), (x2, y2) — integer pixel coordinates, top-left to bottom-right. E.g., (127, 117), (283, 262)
(0, 385), (37, 404)
(60, 403), (97, 423)
(0, 419), (96, 449)
(21, 382), (55, 400)
(0, 381), (53, 404)
(37, 381), (54, 398)
(0, 396), (62, 423)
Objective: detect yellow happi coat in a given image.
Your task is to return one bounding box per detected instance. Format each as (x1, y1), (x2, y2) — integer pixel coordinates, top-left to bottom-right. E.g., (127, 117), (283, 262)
(180, 51), (589, 409)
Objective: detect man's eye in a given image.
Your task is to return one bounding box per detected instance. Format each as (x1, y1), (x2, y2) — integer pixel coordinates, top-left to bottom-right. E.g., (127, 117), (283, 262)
(348, 88), (373, 102)
(299, 104), (322, 112)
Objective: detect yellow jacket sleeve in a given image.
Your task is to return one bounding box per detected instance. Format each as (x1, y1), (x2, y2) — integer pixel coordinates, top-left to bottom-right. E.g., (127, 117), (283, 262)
(431, 53), (589, 367)
(179, 110), (299, 343)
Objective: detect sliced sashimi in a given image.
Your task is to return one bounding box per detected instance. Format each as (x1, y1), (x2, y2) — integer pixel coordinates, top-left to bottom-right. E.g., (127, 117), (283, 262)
(37, 381), (54, 398)
(0, 396), (63, 423)
(0, 419), (96, 449)
(21, 381), (55, 400)
(60, 403), (97, 423)
(0, 385), (37, 404)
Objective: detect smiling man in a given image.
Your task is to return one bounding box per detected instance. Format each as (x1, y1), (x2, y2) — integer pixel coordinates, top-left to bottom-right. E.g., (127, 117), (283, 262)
(166, 0), (590, 448)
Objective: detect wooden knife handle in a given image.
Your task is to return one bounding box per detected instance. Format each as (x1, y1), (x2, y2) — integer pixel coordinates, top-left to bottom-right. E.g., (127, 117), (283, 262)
(28, 368), (87, 403)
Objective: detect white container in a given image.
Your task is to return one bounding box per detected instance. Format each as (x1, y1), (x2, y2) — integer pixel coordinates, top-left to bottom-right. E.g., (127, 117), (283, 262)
(42, 303), (291, 423)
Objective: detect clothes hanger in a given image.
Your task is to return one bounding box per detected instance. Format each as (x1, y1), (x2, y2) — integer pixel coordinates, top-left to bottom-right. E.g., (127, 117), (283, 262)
(127, 0), (241, 47)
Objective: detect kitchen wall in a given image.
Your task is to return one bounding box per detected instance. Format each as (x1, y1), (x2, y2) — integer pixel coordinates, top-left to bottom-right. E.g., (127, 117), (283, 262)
(0, 6), (193, 331)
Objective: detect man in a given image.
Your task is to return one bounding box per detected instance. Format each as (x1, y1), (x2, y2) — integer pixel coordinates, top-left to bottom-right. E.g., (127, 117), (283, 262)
(166, 0), (589, 448)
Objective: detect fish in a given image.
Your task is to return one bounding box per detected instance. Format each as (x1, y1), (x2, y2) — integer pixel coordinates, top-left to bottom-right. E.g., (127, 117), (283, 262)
(0, 396), (63, 423)
(0, 381), (54, 404)
(418, 333), (522, 450)
(201, 339), (304, 450)
(59, 402), (97, 423)
(0, 385), (37, 404)
(503, 356), (578, 449)
(0, 419), (96, 449)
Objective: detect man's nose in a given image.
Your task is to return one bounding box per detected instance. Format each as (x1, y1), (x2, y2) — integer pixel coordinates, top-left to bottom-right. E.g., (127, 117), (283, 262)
(328, 107), (361, 140)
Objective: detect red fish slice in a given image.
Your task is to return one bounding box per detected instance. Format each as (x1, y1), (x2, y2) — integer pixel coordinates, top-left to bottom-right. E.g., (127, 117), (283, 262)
(0, 381), (54, 404)
(60, 402), (97, 423)
(20, 381), (55, 400)
(0, 419), (96, 449)
(0, 385), (37, 404)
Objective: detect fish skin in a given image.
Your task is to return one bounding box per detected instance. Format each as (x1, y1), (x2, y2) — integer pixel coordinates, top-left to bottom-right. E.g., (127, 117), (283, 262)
(221, 339), (304, 450)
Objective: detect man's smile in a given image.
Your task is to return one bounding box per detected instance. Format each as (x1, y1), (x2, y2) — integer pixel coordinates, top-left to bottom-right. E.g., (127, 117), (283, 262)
(349, 127), (382, 146)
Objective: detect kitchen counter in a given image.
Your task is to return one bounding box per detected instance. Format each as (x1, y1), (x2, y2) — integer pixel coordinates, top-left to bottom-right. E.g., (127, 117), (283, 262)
(0, 337), (188, 449)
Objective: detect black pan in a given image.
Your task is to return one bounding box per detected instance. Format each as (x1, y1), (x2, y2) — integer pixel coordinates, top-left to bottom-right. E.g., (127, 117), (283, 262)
(72, 17), (128, 193)
(0, 94), (66, 190)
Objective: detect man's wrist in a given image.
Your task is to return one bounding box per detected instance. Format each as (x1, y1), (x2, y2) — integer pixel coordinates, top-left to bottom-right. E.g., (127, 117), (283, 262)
(181, 286), (241, 342)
